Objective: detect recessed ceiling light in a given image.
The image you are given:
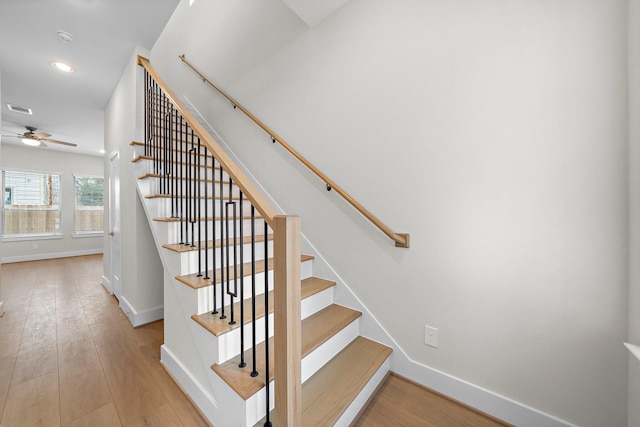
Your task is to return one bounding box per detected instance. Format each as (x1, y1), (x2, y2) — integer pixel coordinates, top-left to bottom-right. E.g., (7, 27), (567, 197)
(56, 30), (75, 43)
(52, 62), (75, 73)
(7, 103), (33, 115)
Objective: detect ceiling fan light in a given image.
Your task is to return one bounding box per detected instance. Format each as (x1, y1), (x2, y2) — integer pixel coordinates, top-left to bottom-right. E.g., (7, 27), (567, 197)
(52, 62), (75, 73)
(22, 137), (41, 147)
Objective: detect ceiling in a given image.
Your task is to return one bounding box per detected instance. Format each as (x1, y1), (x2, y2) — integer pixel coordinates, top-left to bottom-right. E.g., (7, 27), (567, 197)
(0, 0), (180, 157)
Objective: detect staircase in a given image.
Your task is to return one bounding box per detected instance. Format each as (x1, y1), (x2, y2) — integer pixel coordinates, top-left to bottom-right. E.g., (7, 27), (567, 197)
(132, 58), (392, 426)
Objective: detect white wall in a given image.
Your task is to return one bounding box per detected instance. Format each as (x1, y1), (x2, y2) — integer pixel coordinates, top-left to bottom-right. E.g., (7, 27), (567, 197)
(0, 70), (3, 309)
(104, 48), (163, 325)
(151, 1), (629, 425)
(0, 144), (103, 262)
(628, 0), (640, 426)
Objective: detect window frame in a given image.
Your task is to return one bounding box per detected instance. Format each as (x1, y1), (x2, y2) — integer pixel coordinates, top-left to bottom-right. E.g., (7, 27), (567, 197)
(1, 168), (63, 240)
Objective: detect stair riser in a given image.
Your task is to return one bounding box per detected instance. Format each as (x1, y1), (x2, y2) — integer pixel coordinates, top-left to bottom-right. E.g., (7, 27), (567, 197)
(155, 220), (269, 246)
(188, 309), (273, 367)
(206, 368), (260, 427)
(301, 321), (360, 383)
(135, 159), (231, 183)
(169, 241), (273, 275)
(241, 319), (361, 426)
(176, 272), (273, 314)
(171, 258), (315, 315)
(153, 197), (254, 219)
(333, 359), (390, 427)
(192, 286), (335, 365)
(145, 181), (243, 198)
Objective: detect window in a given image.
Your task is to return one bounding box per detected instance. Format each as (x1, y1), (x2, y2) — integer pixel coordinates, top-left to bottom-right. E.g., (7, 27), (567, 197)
(74, 175), (104, 236)
(2, 170), (61, 238)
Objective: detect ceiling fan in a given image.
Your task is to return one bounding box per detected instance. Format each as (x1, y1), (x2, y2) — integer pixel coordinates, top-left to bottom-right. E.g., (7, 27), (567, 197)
(1, 126), (77, 147)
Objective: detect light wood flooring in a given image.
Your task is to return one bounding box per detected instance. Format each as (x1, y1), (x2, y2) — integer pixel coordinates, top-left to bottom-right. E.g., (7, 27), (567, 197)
(353, 374), (513, 427)
(0, 255), (209, 427)
(0, 255), (511, 427)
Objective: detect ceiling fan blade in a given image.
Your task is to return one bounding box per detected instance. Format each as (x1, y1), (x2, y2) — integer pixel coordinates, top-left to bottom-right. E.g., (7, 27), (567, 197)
(33, 132), (51, 139)
(42, 138), (77, 147)
(1, 129), (22, 135)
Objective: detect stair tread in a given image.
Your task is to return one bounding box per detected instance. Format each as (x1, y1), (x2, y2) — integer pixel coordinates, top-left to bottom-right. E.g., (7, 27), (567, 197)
(163, 234), (274, 253)
(145, 193), (241, 200)
(132, 155), (220, 169)
(137, 173), (229, 184)
(176, 254), (314, 289)
(153, 215), (259, 222)
(191, 276), (335, 336)
(212, 304), (362, 400)
(130, 140), (214, 157)
(301, 336), (392, 427)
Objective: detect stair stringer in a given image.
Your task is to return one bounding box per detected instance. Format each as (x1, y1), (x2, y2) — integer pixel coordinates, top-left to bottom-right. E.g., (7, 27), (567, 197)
(133, 159), (229, 425)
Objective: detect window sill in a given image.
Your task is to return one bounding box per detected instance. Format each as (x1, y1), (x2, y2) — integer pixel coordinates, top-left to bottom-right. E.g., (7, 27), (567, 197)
(2, 233), (63, 242)
(72, 232), (104, 239)
(625, 343), (640, 362)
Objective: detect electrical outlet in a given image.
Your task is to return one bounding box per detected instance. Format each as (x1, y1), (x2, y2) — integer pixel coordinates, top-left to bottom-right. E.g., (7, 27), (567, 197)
(424, 325), (439, 348)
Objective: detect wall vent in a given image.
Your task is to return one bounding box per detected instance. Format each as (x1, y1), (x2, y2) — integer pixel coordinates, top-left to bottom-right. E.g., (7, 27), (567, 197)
(6, 104), (33, 115)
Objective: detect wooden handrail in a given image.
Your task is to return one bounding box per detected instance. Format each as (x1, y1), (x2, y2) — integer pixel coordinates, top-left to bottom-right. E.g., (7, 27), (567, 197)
(178, 54), (410, 248)
(137, 56), (279, 226)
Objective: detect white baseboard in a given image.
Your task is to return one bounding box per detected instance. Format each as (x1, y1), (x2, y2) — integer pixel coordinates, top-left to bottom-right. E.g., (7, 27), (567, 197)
(161, 345), (219, 422)
(119, 295), (163, 327)
(1, 249), (103, 264)
(390, 352), (579, 427)
(101, 275), (112, 294)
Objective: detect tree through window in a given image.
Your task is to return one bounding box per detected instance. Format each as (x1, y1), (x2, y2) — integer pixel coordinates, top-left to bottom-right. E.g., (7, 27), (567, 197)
(74, 175), (104, 235)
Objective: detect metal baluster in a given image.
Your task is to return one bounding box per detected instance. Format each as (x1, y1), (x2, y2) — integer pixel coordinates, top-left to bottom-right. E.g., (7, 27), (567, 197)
(190, 130), (196, 248)
(204, 148), (210, 280)
(178, 116), (184, 244)
(153, 81), (159, 176)
(169, 106), (176, 218)
(197, 138), (203, 276)
(227, 177), (237, 325)
(219, 166), (226, 320)
(250, 206), (258, 378)
(226, 197), (237, 326)
(224, 202), (235, 324)
(172, 107), (178, 218)
(185, 126), (191, 246)
(163, 99), (168, 195)
(144, 71), (149, 156)
(161, 92), (166, 195)
(211, 157), (218, 315)
(181, 119), (187, 245)
(239, 191), (246, 368)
